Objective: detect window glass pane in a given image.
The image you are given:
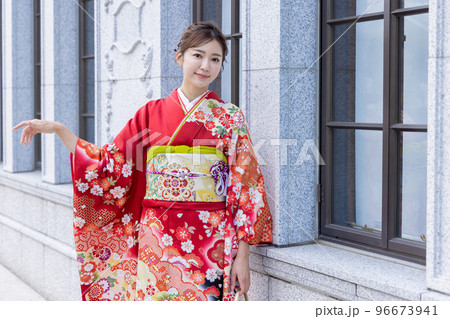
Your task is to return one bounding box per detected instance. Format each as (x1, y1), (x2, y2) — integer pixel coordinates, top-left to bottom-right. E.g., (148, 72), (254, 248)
(202, 0), (220, 27)
(238, 37), (242, 106)
(35, 65), (41, 118)
(332, 129), (383, 233)
(0, 4), (2, 162)
(332, 20), (383, 123)
(209, 78), (220, 96)
(397, 132), (427, 242)
(221, 0), (231, 34)
(84, 116), (95, 144)
(221, 39), (232, 103)
(402, 0), (429, 8)
(85, 58), (95, 114)
(200, 0), (218, 94)
(84, 0), (95, 56)
(333, 0), (383, 19)
(399, 13), (428, 124)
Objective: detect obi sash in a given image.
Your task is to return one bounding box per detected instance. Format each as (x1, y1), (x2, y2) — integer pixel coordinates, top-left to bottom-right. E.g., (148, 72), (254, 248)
(142, 145), (228, 209)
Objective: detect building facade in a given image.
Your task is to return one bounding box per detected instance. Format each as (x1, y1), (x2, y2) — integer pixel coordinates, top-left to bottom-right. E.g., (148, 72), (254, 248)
(1, 0), (449, 301)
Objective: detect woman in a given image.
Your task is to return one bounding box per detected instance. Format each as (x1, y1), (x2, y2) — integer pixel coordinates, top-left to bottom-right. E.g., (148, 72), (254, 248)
(13, 22), (272, 301)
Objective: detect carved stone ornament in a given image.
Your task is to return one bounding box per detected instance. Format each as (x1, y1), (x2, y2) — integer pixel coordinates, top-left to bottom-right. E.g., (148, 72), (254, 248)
(111, 0), (145, 55)
(103, 0), (154, 143)
(140, 43), (153, 99)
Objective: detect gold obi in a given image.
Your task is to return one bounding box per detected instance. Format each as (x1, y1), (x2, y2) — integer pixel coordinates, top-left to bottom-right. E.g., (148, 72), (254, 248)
(144, 145), (228, 202)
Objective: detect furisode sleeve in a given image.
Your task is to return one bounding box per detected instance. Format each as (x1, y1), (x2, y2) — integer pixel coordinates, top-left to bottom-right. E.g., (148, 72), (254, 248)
(70, 138), (135, 235)
(69, 103), (150, 301)
(225, 110), (273, 245)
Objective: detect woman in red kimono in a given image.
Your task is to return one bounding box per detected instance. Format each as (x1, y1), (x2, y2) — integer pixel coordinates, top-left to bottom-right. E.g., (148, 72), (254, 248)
(13, 22), (272, 301)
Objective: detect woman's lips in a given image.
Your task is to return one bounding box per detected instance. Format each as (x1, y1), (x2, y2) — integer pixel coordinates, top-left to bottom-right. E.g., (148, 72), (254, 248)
(195, 73), (209, 79)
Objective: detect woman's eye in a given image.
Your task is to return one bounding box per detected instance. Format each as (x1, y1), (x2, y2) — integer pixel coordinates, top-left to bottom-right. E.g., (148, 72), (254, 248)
(212, 58), (220, 63)
(194, 53), (201, 58)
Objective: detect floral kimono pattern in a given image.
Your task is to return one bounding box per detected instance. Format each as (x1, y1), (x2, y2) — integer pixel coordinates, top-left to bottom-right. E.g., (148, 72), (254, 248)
(70, 89), (272, 301)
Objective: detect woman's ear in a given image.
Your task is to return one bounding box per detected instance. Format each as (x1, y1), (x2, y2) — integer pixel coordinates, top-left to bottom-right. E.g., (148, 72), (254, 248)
(176, 51), (183, 67)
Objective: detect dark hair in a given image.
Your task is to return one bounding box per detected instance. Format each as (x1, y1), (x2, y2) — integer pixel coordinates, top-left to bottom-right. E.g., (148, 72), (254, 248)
(175, 22), (228, 67)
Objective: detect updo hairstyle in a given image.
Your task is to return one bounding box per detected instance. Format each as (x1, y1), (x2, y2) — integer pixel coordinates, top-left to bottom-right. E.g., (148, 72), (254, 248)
(175, 21), (228, 68)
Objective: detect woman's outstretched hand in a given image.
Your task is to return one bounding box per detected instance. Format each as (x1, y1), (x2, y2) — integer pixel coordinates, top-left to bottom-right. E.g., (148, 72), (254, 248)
(13, 119), (59, 146)
(231, 240), (250, 295)
(13, 119), (78, 154)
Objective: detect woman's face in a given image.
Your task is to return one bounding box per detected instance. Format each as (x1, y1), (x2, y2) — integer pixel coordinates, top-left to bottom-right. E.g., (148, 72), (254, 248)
(176, 39), (223, 93)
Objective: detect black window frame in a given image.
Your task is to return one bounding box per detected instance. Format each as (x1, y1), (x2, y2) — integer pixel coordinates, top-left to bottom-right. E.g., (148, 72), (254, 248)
(192, 0), (241, 106)
(0, 1), (3, 163)
(79, 0), (95, 143)
(319, 0), (429, 264)
(34, 0), (41, 169)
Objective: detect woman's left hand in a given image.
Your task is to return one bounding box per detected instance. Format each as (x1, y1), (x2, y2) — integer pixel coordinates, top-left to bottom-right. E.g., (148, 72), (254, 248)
(230, 241), (250, 294)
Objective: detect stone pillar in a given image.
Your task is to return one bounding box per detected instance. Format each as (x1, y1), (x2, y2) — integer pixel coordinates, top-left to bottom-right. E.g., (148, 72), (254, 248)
(2, 0), (35, 172)
(279, 0), (319, 245)
(241, 0), (319, 245)
(241, 0), (282, 245)
(97, 0), (191, 145)
(426, 0), (450, 298)
(40, 0), (79, 184)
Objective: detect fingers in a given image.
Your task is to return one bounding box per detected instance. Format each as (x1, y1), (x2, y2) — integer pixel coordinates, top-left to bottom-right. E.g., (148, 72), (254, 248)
(26, 133), (35, 146)
(243, 276), (250, 294)
(21, 131), (29, 145)
(231, 269), (250, 294)
(230, 270), (236, 293)
(20, 127), (28, 144)
(20, 128), (35, 146)
(12, 121), (30, 131)
(14, 121), (30, 145)
(237, 272), (250, 294)
(13, 120), (38, 145)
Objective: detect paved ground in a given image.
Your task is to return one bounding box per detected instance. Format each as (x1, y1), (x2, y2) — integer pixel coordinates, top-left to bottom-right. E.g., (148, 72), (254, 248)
(0, 264), (46, 301)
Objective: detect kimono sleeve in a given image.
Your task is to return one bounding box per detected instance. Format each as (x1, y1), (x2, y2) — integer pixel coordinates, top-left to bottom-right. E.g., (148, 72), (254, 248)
(70, 138), (135, 231)
(70, 101), (150, 232)
(69, 103), (151, 301)
(225, 110), (273, 245)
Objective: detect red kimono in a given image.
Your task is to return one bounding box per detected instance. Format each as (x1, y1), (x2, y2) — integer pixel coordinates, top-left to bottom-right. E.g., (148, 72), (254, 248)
(70, 89), (272, 301)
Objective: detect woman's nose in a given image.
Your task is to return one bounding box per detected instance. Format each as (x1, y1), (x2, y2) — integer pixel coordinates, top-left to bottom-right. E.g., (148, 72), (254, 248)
(200, 59), (210, 71)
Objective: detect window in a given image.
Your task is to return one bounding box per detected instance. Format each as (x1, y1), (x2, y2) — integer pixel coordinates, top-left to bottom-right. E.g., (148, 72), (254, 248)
(320, 0), (429, 264)
(34, 0), (41, 169)
(0, 2), (2, 163)
(192, 0), (241, 106)
(79, 0), (95, 143)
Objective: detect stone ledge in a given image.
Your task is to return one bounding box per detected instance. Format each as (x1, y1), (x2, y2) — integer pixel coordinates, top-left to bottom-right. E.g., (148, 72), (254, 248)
(0, 214), (76, 261)
(250, 242), (428, 301)
(268, 276), (337, 301)
(0, 164), (73, 207)
(421, 291), (450, 301)
(0, 221), (81, 300)
(0, 264), (46, 301)
(263, 257), (357, 300)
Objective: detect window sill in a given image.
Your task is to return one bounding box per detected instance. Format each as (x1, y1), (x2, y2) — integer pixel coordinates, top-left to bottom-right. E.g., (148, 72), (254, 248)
(250, 241), (427, 300)
(0, 164), (73, 207)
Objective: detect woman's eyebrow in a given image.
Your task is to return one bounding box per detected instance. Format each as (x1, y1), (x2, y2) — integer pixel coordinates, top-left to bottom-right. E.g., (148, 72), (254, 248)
(193, 49), (222, 57)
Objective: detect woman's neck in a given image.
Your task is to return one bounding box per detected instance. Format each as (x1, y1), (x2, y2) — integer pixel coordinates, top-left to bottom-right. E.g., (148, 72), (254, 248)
(179, 84), (208, 102)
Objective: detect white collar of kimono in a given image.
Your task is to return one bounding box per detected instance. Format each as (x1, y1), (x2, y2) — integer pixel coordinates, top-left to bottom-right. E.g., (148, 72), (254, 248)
(177, 88), (209, 112)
